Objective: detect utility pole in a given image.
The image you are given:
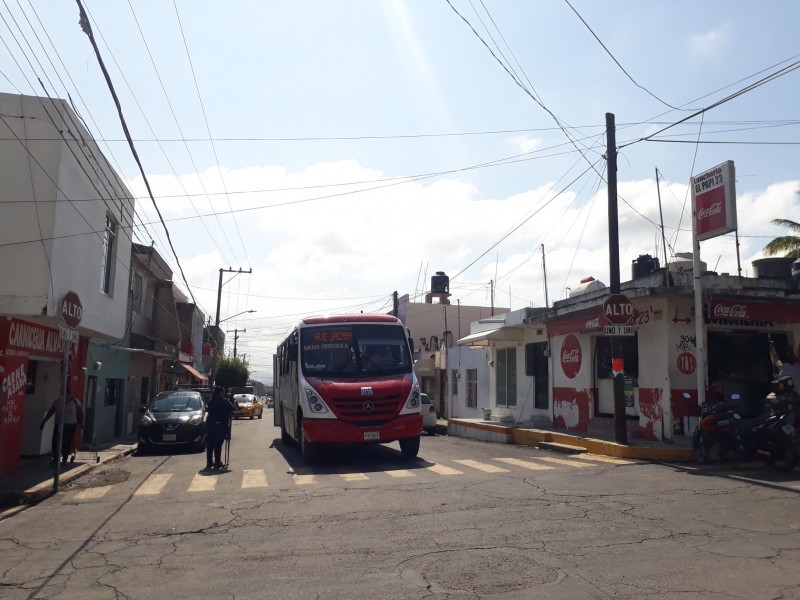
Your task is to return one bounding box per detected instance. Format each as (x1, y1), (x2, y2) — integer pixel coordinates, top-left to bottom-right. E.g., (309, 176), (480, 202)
(606, 112), (627, 445)
(227, 328), (245, 359)
(210, 267), (252, 384)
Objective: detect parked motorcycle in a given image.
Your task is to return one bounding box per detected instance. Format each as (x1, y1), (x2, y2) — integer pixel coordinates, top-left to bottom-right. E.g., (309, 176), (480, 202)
(692, 377), (798, 471)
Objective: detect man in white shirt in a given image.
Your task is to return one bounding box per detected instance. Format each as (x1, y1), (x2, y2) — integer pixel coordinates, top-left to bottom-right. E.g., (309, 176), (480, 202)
(39, 387), (84, 465)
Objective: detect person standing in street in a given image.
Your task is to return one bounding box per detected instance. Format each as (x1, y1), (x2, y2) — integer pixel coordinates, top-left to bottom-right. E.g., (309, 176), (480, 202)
(205, 386), (236, 470)
(39, 387), (83, 465)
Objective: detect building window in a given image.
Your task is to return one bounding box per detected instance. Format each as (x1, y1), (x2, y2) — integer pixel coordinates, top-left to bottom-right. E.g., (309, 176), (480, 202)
(132, 273), (143, 313)
(496, 347), (517, 407)
(451, 369), (458, 395)
(104, 378), (124, 407)
(465, 368), (477, 408)
(100, 215), (117, 295)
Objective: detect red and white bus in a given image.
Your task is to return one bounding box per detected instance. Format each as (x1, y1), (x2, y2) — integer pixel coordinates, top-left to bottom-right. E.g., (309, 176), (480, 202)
(273, 314), (423, 463)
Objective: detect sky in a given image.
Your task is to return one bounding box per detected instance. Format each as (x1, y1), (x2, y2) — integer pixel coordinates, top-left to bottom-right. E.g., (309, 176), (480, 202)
(2, 1), (799, 384)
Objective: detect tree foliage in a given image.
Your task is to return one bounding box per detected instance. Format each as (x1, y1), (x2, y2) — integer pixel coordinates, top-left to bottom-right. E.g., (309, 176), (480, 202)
(215, 356), (249, 389)
(763, 218), (800, 259)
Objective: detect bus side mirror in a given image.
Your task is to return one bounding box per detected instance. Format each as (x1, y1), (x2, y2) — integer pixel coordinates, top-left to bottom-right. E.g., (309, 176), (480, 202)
(408, 338), (415, 353)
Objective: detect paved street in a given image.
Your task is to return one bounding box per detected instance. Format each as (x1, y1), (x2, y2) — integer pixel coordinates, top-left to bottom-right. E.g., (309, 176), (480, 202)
(2, 411), (800, 599)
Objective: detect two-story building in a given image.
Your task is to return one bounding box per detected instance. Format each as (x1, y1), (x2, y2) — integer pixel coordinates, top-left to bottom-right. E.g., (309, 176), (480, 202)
(0, 93), (133, 474)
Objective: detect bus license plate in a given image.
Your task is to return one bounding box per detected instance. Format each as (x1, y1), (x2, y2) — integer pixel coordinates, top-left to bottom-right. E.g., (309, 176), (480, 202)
(363, 431), (379, 441)
(163, 433), (177, 442)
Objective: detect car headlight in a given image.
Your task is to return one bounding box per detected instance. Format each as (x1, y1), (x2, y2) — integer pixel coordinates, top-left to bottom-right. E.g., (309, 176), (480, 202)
(189, 414), (203, 425)
(139, 414), (154, 426)
(303, 387), (330, 414)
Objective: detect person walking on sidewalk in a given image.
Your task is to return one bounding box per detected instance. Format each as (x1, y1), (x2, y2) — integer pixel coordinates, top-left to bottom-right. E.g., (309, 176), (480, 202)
(205, 386), (235, 470)
(39, 387), (83, 465)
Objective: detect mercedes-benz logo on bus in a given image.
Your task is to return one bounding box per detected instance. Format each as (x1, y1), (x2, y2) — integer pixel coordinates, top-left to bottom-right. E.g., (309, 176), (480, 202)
(363, 401), (374, 413)
(361, 386), (373, 396)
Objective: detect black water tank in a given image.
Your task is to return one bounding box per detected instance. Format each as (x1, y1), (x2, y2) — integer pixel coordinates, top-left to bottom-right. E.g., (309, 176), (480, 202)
(631, 254), (660, 279)
(431, 271), (449, 294)
(752, 257), (794, 279)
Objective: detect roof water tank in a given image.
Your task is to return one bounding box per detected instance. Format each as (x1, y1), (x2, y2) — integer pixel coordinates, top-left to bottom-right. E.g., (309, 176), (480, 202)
(752, 257), (794, 279)
(668, 252), (707, 273)
(430, 271), (450, 294)
(631, 254), (660, 279)
(569, 276), (607, 297)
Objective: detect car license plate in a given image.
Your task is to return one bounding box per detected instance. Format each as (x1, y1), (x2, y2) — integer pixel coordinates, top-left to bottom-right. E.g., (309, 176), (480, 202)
(363, 431), (379, 441)
(163, 433), (177, 442)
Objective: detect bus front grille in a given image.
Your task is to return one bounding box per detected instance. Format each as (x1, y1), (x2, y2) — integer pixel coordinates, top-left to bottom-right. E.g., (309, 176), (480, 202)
(331, 395), (401, 420)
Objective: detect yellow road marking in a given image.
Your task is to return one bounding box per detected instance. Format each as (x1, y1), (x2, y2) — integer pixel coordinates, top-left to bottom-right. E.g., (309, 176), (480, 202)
(242, 469), (268, 488)
(134, 473), (172, 496)
(454, 459), (509, 473)
(427, 463), (463, 476)
(495, 457), (554, 471)
(74, 485), (112, 500)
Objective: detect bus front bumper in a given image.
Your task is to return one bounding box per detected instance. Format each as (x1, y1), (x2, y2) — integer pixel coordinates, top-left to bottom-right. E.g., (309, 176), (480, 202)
(303, 414), (423, 444)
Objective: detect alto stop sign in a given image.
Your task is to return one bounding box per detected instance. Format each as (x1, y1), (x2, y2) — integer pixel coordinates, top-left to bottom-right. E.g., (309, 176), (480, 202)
(60, 290), (83, 328)
(602, 294), (634, 326)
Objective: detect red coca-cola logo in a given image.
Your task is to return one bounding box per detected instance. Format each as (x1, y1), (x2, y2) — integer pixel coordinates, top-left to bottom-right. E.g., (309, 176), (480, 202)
(697, 202), (722, 220)
(712, 303), (749, 319)
(560, 334), (582, 379)
(585, 317), (600, 330)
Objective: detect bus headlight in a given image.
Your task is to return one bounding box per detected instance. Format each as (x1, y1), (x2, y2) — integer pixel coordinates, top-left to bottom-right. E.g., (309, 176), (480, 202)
(405, 384), (421, 409)
(304, 388), (330, 414)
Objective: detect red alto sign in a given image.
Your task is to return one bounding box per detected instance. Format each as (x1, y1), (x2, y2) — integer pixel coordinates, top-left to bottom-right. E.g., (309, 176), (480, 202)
(61, 290), (83, 329)
(602, 294), (634, 326)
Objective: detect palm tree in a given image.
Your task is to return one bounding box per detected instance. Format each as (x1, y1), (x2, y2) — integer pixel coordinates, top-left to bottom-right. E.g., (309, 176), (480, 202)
(763, 218), (800, 259)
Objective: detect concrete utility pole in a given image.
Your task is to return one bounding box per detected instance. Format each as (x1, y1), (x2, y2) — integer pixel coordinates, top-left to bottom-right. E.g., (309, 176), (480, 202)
(227, 328), (245, 359)
(606, 113), (627, 445)
(210, 267), (252, 383)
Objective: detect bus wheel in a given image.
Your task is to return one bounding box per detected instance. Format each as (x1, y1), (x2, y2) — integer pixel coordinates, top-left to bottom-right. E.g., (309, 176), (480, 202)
(399, 436), (420, 460)
(301, 428), (319, 464)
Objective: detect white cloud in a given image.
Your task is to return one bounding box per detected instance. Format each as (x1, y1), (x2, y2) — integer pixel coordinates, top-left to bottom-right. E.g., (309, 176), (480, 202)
(508, 135), (543, 154)
(687, 24), (730, 59)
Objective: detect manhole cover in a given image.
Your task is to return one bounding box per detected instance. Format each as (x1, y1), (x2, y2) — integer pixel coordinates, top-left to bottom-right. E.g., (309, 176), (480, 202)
(402, 548), (558, 595)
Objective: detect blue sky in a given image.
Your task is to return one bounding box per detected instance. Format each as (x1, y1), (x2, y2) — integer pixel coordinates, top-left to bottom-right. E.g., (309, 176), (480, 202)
(3, 1), (799, 383)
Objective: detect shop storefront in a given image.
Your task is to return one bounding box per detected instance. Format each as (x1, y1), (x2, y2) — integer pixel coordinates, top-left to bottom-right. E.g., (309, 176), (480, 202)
(0, 317), (88, 475)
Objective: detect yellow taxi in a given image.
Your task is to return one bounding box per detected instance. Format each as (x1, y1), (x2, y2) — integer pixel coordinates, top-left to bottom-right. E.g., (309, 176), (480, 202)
(232, 394), (263, 419)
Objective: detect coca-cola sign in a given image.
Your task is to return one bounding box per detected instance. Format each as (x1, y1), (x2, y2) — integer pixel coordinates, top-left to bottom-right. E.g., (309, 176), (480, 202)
(560, 334), (582, 379)
(712, 302), (749, 320)
(692, 160), (737, 241)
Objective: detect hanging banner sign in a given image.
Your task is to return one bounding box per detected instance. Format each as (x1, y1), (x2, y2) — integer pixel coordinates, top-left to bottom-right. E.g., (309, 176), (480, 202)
(691, 160), (737, 241)
(0, 317), (65, 358)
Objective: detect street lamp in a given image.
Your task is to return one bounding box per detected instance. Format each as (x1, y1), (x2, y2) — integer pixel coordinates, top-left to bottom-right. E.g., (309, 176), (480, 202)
(219, 309), (256, 324)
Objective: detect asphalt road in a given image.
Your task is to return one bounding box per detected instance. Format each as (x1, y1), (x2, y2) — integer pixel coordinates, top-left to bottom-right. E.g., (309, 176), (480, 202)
(2, 410), (800, 599)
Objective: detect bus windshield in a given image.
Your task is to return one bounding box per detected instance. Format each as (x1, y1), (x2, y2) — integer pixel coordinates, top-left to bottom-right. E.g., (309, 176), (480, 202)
(300, 323), (412, 378)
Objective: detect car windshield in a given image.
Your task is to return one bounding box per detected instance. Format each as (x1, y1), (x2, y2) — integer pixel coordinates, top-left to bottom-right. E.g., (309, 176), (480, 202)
(151, 393), (202, 412)
(301, 323), (412, 378)
(234, 395), (252, 403)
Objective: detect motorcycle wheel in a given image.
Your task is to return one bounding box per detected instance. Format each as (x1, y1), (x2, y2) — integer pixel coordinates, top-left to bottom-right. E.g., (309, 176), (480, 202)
(765, 438), (799, 472)
(693, 431), (713, 465)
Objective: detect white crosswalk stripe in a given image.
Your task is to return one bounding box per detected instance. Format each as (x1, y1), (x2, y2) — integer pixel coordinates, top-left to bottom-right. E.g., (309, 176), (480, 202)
(496, 457), (554, 471)
(188, 473), (217, 492)
(73, 485), (112, 500)
(134, 473), (172, 496)
(384, 468), (416, 478)
(529, 456), (596, 468)
(453, 459), (510, 473)
(427, 463), (463, 476)
(293, 473), (317, 485)
(571, 454), (636, 465)
(340, 472), (369, 481)
(242, 470), (268, 488)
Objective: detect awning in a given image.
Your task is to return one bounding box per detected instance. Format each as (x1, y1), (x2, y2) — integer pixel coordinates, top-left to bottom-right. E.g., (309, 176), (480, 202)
(457, 327), (523, 347)
(178, 362), (208, 384)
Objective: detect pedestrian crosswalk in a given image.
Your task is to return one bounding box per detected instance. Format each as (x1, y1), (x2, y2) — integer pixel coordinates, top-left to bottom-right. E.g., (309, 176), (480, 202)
(69, 454), (638, 501)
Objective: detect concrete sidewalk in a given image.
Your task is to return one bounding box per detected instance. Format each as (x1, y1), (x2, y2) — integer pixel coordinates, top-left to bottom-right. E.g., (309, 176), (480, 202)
(446, 418), (695, 462)
(0, 435), (137, 521)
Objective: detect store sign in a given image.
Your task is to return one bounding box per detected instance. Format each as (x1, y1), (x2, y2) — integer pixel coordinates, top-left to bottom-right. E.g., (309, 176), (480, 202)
(707, 299), (800, 326)
(0, 318), (65, 358)
(0, 353), (28, 476)
(691, 160), (737, 241)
